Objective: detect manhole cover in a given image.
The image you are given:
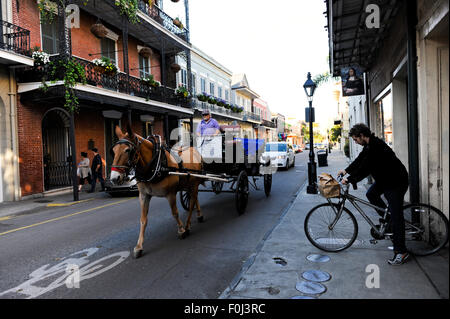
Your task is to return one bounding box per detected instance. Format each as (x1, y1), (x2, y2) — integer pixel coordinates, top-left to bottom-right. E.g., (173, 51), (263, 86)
(301, 270), (331, 282)
(306, 254), (330, 263)
(291, 295), (317, 299)
(295, 281), (327, 295)
(34, 199), (53, 203)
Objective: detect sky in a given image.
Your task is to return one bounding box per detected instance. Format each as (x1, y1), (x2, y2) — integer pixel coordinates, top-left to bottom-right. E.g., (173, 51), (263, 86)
(164, 0), (339, 133)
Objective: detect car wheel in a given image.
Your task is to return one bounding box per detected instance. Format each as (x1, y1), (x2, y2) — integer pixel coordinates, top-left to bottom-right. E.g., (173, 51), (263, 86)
(285, 159), (290, 170)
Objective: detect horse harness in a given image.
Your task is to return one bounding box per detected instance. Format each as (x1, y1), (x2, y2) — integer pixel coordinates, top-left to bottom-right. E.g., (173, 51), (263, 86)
(110, 135), (187, 183)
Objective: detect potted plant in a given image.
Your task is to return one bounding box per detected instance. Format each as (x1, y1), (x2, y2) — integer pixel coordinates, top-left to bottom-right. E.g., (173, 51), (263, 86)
(175, 85), (190, 99)
(92, 57), (117, 76)
(90, 22), (108, 38)
(173, 17), (184, 29)
(216, 99), (226, 107)
(32, 47), (50, 66)
(197, 92), (208, 102)
(171, 0), (180, 3)
(207, 96), (217, 105)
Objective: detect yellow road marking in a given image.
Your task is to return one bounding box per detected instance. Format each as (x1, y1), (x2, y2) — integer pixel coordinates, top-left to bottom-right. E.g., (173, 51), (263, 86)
(47, 198), (95, 207)
(0, 216), (13, 222)
(0, 198), (135, 237)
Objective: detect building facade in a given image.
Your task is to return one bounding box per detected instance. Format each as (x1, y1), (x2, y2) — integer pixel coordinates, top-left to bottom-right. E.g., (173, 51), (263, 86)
(8, 0), (193, 199)
(327, 0), (449, 216)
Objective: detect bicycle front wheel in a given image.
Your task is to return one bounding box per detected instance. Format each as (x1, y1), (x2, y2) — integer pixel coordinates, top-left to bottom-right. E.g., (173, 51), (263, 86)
(304, 203), (358, 252)
(403, 204), (449, 256)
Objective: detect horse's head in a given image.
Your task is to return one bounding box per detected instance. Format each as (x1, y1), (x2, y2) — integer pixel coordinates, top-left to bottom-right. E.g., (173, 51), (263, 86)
(110, 124), (139, 185)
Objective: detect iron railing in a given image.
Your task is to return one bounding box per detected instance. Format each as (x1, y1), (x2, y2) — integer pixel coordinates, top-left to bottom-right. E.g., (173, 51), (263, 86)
(44, 161), (73, 190)
(243, 111), (261, 122)
(0, 20), (31, 57)
(16, 55), (192, 109)
(261, 119), (276, 128)
(137, 1), (189, 42)
(193, 99), (245, 120)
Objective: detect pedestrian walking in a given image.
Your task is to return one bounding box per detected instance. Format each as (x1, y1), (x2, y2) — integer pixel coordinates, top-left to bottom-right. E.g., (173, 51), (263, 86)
(89, 148), (105, 193)
(77, 152), (91, 192)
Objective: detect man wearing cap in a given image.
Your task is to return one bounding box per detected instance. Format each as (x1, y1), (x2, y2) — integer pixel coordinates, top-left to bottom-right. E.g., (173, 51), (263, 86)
(196, 109), (221, 137)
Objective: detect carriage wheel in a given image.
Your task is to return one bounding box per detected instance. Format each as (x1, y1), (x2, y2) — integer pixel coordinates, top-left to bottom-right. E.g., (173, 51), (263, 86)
(211, 181), (224, 194)
(179, 190), (190, 211)
(264, 174), (272, 197)
(235, 171), (249, 215)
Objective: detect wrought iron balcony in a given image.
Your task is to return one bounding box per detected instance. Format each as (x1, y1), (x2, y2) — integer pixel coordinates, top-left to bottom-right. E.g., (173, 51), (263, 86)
(137, 0), (189, 42)
(243, 111), (261, 122)
(16, 56), (192, 109)
(0, 20), (31, 57)
(193, 98), (244, 120)
(261, 119), (276, 128)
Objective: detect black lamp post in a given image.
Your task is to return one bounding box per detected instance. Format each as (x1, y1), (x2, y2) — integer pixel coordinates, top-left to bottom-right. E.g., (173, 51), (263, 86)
(304, 72), (318, 194)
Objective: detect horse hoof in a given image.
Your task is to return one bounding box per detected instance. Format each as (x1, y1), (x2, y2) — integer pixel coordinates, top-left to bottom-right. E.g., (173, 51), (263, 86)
(197, 216), (204, 223)
(178, 230), (189, 239)
(133, 249), (143, 259)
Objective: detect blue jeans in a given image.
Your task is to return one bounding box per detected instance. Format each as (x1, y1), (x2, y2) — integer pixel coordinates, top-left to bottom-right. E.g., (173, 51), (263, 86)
(366, 182), (409, 253)
(90, 171), (105, 192)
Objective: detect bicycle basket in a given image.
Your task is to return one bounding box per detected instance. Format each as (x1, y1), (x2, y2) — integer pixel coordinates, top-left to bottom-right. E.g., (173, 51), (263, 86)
(318, 173), (341, 198)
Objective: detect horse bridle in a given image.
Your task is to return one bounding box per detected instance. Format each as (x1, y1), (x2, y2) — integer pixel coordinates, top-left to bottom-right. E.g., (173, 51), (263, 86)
(110, 135), (163, 182)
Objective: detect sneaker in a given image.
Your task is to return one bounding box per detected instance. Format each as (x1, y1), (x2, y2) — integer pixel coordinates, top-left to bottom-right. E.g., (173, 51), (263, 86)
(388, 252), (410, 265)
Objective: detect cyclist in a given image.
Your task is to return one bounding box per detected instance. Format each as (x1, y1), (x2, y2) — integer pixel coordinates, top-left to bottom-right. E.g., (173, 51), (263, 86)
(338, 124), (410, 265)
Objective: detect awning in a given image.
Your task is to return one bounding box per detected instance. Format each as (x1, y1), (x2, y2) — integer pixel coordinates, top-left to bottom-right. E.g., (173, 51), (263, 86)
(326, 0), (403, 76)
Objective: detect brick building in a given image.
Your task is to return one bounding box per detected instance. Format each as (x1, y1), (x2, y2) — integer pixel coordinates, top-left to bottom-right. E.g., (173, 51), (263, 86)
(4, 0), (194, 199)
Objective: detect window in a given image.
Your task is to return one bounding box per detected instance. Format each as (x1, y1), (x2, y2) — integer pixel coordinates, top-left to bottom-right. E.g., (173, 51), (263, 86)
(101, 37), (116, 64)
(139, 55), (151, 78)
(210, 82), (215, 96)
(191, 74), (197, 95)
(200, 78), (206, 93)
(225, 90), (229, 101)
(218, 87), (222, 98)
(41, 19), (59, 54)
(181, 69), (188, 87)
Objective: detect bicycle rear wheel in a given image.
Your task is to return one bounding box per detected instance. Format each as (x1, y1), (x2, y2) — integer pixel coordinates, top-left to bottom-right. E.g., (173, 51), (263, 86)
(403, 204), (449, 256)
(304, 203), (358, 252)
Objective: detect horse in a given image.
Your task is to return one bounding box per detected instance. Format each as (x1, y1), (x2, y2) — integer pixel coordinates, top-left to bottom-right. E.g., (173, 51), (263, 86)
(110, 124), (204, 259)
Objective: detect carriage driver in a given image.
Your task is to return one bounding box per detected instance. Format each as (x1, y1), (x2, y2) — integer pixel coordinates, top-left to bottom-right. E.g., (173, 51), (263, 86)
(196, 109), (221, 137)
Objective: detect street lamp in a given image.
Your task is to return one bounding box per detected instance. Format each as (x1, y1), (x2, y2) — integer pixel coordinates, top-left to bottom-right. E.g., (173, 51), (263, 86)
(304, 72), (318, 194)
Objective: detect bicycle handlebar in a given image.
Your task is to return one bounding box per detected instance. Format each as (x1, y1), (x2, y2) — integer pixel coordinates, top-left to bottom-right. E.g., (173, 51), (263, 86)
(336, 174), (358, 191)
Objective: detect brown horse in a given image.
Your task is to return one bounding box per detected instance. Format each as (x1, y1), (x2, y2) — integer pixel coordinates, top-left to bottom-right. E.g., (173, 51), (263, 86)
(110, 124), (204, 259)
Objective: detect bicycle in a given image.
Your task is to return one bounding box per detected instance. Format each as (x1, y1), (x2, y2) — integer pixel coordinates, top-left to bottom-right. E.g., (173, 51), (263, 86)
(304, 175), (449, 256)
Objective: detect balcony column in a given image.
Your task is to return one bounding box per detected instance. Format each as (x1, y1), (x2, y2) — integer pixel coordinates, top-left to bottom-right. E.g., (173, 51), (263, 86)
(186, 48), (192, 97)
(57, 1), (78, 201)
(122, 16), (130, 94)
(184, 0), (190, 42)
(160, 38), (167, 102)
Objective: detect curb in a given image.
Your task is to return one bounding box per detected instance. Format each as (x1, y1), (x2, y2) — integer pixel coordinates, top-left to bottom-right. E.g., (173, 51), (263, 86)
(46, 198), (95, 207)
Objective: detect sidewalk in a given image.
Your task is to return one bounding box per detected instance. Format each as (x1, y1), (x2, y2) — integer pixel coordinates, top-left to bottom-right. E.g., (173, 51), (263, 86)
(0, 187), (109, 219)
(220, 150), (449, 299)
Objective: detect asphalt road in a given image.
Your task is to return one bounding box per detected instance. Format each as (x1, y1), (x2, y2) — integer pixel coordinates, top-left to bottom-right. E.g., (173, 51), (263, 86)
(0, 153), (308, 299)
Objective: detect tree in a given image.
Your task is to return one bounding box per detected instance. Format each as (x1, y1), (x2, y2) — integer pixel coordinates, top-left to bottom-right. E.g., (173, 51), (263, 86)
(330, 125), (342, 142)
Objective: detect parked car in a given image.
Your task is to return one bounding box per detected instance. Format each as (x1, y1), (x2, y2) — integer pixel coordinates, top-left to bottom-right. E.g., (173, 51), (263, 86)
(105, 169), (139, 197)
(293, 144), (302, 153)
(262, 142), (295, 170)
(304, 143), (310, 150)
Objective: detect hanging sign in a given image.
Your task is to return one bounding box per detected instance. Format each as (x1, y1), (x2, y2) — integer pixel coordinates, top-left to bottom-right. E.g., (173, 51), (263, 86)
(340, 66), (365, 97)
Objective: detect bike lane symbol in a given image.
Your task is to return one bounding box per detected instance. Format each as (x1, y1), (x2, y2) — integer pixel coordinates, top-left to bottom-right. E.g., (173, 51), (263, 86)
(0, 247), (130, 299)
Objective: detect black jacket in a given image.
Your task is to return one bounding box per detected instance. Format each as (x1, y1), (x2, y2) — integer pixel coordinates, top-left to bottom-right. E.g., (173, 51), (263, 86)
(345, 134), (409, 189)
(91, 154), (103, 174)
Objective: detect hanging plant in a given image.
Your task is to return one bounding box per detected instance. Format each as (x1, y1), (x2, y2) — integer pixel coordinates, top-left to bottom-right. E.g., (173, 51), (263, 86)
(32, 47), (50, 66)
(173, 17), (184, 29)
(40, 58), (87, 112)
(170, 63), (181, 73)
(90, 22), (108, 38)
(114, 0), (140, 24)
(171, 0), (180, 3)
(92, 57), (118, 76)
(139, 46), (153, 58)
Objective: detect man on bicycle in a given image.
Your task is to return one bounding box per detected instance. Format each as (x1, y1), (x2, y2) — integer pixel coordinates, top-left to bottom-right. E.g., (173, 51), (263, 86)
(338, 124), (410, 265)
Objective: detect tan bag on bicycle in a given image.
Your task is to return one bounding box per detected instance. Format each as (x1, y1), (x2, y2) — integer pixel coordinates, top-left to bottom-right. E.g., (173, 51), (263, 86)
(318, 173), (341, 198)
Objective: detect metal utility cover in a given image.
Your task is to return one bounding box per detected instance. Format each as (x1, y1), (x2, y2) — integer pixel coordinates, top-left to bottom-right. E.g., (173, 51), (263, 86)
(306, 254), (330, 263)
(295, 281), (327, 295)
(302, 270), (331, 283)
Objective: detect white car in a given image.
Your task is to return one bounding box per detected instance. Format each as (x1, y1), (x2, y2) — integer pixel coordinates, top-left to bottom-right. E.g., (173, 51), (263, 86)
(262, 142), (295, 170)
